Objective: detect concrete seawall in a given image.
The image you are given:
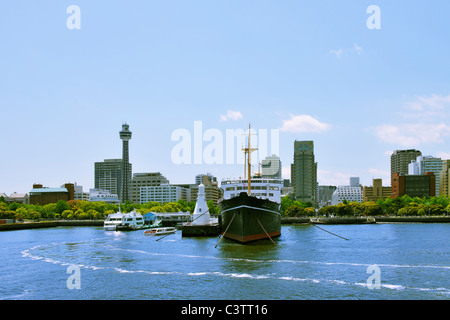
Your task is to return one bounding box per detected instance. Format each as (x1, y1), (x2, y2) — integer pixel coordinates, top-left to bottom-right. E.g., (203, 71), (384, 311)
(1, 216), (449, 232)
(0, 220), (103, 231)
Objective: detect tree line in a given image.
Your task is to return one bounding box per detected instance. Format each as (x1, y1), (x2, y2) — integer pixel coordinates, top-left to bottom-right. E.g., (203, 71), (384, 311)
(0, 198), (219, 221)
(2, 195), (449, 221)
(282, 195), (450, 217)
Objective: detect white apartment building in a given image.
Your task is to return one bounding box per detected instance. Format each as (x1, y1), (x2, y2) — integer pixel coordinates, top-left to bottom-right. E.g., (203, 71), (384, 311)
(140, 184), (190, 204)
(331, 177), (363, 205)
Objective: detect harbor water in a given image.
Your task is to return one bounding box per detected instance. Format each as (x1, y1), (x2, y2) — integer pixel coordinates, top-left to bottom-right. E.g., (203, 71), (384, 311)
(1, 223), (449, 300)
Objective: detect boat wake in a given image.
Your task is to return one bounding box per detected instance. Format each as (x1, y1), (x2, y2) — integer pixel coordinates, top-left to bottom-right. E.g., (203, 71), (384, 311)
(19, 239), (450, 297)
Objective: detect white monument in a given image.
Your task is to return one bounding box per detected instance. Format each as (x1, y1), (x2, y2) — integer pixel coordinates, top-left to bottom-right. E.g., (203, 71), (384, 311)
(191, 184), (211, 225)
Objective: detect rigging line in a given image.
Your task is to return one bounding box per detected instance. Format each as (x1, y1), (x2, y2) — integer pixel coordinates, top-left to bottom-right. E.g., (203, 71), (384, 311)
(256, 217), (277, 246)
(186, 209), (210, 226)
(310, 223), (349, 241)
(215, 212), (236, 248)
(155, 232), (175, 242)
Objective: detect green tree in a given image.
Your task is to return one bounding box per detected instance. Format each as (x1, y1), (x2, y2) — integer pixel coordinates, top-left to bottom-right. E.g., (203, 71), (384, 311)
(285, 205), (304, 217)
(61, 210), (73, 219)
(207, 200), (219, 215)
(56, 200), (70, 214)
(280, 197), (293, 215)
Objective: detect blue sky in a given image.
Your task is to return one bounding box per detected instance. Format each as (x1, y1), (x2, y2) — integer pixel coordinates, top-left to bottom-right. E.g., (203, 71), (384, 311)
(1, 1), (450, 195)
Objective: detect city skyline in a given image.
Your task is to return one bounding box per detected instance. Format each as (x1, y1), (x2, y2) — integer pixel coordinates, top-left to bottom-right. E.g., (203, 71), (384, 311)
(2, 1), (450, 195)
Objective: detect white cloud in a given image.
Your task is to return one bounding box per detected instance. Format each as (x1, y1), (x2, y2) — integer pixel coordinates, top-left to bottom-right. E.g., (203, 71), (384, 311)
(436, 152), (450, 159)
(329, 48), (343, 58)
(368, 168), (390, 181)
(375, 123), (450, 147)
(280, 114), (331, 133)
(401, 94), (450, 119)
(220, 110), (243, 122)
(317, 170), (353, 186)
(329, 44), (363, 58)
(353, 43), (364, 55)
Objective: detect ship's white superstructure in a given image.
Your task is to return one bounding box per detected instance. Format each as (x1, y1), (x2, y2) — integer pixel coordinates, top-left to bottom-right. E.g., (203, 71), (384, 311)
(221, 177), (283, 203)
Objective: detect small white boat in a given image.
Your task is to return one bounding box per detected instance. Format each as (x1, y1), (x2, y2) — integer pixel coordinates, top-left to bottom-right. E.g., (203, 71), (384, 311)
(144, 227), (177, 236)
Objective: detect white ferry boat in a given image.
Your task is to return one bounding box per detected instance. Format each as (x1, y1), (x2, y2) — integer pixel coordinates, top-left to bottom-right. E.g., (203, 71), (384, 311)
(103, 209), (146, 231)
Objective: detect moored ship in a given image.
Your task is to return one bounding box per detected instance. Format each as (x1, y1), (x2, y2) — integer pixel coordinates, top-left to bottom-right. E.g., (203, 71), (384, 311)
(218, 125), (282, 243)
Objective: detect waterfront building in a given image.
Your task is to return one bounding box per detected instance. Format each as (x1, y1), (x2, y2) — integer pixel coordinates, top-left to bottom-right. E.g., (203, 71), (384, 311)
(140, 184), (191, 204)
(195, 173), (217, 185)
(130, 172), (169, 204)
(71, 183), (89, 201)
(261, 154), (282, 179)
(391, 172), (435, 198)
(94, 159), (132, 202)
(408, 156), (443, 195)
(2, 193), (29, 204)
(331, 178), (363, 205)
(119, 123), (132, 202)
(439, 160), (450, 197)
(391, 149), (422, 184)
(318, 185), (337, 207)
(89, 188), (120, 204)
(363, 179), (391, 202)
(291, 141), (317, 206)
(191, 173), (220, 205)
(29, 183), (74, 205)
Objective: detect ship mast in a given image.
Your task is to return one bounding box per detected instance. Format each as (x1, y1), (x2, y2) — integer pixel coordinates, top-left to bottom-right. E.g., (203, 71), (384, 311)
(242, 124), (258, 195)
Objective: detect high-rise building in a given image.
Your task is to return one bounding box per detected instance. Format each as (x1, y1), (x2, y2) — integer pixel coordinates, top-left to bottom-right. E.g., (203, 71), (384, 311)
(261, 154), (282, 179)
(119, 123), (132, 202)
(131, 172), (169, 203)
(291, 140), (317, 206)
(94, 159), (126, 197)
(408, 155), (443, 195)
(439, 160), (450, 197)
(390, 149), (422, 184)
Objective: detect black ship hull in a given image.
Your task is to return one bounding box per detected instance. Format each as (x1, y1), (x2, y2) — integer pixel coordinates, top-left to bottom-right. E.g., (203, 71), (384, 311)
(219, 192), (281, 243)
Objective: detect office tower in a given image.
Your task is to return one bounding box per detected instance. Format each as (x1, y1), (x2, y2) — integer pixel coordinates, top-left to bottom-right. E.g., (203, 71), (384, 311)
(291, 140), (317, 206)
(261, 154), (282, 179)
(439, 160), (450, 197)
(408, 155), (443, 195)
(119, 123), (132, 202)
(350, 177), (360, 187)
(94, 159), (132, 200)
(390, 149), (422, 184)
